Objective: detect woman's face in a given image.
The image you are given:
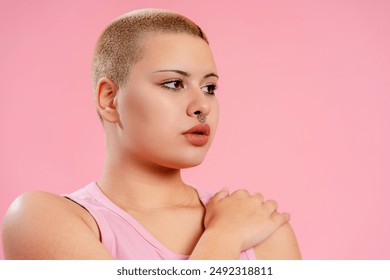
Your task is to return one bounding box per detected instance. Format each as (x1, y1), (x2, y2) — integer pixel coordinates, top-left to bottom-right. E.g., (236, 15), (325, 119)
(115, 33), (219, 169)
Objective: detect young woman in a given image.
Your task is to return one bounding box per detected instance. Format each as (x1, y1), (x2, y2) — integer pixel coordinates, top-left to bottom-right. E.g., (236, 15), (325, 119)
(2, 9), (301, 260)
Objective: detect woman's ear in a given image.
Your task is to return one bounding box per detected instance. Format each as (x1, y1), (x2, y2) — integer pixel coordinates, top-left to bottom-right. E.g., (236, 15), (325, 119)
(95, 78), (120, 123)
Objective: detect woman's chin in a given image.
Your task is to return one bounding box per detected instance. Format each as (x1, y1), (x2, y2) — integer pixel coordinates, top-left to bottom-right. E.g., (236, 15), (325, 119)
(162, 156), (206, 170)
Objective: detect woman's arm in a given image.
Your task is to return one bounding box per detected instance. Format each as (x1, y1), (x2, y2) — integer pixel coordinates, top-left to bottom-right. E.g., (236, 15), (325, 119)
(2, 191), (113, 259)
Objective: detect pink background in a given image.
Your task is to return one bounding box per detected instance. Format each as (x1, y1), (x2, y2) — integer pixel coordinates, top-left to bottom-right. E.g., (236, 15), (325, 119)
(1, 0), (389, 259)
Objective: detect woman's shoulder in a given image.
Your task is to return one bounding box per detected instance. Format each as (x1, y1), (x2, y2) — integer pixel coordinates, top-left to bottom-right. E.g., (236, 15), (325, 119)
(6, 190), (75, 208)
(3, 190), (92, 224)
(2, 191), (111, 259)
(254, 221), (302, 259)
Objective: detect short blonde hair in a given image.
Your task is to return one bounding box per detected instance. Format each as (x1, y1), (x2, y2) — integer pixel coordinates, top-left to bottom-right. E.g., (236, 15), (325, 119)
(92, 9), (208, 90)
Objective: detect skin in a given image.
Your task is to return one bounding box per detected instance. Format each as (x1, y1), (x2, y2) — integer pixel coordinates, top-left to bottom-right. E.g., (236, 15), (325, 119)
(2, 33), (301, 259)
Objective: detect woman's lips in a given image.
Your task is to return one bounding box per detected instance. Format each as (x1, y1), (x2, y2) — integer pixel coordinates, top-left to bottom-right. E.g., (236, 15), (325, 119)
(183, 124), (210, 146)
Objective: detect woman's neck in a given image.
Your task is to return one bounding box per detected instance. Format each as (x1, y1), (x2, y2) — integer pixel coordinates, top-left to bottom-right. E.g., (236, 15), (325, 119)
(97, 155), (197, 211)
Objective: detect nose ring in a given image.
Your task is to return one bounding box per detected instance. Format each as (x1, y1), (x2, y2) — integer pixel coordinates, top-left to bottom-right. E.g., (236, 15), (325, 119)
(196, 112), (207, 124)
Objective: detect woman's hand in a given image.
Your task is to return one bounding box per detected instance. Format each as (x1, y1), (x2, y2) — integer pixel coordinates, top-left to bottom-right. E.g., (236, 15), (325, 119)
(204, 188), (290, 251)
(189, 188), (290, 259)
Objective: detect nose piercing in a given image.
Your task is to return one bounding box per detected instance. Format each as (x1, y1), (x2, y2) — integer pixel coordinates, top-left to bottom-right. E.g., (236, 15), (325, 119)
(196, 112), (207, 123)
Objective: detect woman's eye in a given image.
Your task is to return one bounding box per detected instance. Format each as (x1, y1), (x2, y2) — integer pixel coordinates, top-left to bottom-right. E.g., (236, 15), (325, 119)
(161, 80), (184, 91)
(201, 84), (217, 95)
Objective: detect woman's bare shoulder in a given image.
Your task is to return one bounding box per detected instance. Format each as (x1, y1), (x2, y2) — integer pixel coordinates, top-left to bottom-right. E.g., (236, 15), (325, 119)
(2, 191), (112, 259)
(2, 191), (96, 230)
(254, 221), (302, 260)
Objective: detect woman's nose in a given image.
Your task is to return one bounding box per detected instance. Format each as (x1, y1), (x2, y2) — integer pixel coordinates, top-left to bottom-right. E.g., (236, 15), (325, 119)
(186, 87), (211, 120)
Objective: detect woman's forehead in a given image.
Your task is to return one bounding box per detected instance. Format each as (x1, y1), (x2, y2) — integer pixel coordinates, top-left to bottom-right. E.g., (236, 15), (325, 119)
(136, 33), (217, 72)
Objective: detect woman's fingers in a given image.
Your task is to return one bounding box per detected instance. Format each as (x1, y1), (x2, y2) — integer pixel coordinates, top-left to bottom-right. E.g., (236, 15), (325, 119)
(212, 187), (230, 201)
(271, 211), (290, 226)
(254, 192), (264, 203)
(263, 199), (278, 213)
(205, 187), (291, 250)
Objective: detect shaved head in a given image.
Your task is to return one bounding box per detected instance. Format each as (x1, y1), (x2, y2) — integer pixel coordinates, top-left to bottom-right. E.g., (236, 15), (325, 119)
(92, 9), (208, 90)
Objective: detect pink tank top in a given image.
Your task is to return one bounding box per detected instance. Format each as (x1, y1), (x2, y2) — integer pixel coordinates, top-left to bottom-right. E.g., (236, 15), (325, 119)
(65, 182), (256, 260)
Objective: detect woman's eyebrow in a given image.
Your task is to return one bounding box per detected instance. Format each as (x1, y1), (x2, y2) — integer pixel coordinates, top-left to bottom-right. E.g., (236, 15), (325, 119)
(153, 69), (218, 79)
(153, 69), (190, 76)
(204, 73), (219, 79)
